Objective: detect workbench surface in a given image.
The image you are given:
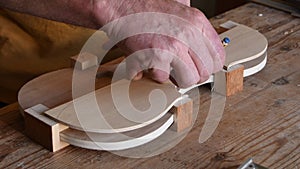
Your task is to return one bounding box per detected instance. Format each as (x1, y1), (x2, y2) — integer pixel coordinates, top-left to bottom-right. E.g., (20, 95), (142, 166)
(1, 3), (299, 169)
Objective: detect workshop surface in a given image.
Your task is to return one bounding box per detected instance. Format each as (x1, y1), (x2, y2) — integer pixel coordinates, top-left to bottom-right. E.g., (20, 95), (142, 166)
(0, 3), (299, 169)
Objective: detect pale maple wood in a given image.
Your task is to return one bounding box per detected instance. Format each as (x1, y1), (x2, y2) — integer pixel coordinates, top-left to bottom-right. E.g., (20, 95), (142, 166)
(44, 78), (181, 133)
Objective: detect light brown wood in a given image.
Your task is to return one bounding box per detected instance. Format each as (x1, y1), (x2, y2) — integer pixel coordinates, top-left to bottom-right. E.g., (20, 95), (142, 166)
(170, 97), (193, 132)
(44, 78), (181, 133)
(24, 104), (69, 152)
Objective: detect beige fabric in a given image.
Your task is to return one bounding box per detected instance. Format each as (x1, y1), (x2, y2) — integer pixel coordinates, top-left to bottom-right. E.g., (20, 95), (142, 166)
(0, 9), (122, 103)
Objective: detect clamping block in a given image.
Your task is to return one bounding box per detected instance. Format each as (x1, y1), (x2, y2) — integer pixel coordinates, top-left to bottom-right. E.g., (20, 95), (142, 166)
(170, 97), (193, 132)
(214, 64), (244, 96)
(71, 52), (98, 70)
(24, 104), (69, 152)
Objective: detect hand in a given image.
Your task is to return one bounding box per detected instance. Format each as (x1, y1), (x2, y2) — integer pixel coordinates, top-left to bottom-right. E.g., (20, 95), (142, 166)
(94, 0), (225, 88)
(174, 0), (190, 6)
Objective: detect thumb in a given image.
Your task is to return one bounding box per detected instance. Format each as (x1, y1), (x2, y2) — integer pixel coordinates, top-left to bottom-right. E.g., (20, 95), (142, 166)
(125, 57), (144, 81)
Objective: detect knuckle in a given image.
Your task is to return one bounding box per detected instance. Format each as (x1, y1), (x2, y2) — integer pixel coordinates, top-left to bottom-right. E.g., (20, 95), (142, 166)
(189, 7), (206, 22)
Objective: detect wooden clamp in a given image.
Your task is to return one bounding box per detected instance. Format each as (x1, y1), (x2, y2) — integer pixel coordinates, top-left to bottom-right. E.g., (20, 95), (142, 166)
(170, 97), (193, 132)
(213, 64), (245, 96)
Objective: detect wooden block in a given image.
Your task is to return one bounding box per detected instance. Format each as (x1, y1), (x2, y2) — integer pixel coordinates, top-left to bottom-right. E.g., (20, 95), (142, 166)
(170, 97), (193, 132)
(70, 52), (98, 70)
(24, 104), (69, 152)
(226, 65), (244, 96)
(214, 64), (244, 96)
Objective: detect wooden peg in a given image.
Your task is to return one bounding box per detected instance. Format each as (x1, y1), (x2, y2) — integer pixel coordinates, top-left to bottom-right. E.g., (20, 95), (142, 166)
(24, 104), (69, 152)
(70, 52), (98, 70)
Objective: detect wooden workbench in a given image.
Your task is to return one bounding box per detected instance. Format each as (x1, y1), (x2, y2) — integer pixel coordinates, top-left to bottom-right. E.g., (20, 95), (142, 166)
(0, 3), (299, 168)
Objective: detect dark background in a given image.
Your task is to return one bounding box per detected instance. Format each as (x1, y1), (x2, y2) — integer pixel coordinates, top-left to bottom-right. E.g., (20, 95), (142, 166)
(191, 0), (247, 18)
(192, 0), (300, 18)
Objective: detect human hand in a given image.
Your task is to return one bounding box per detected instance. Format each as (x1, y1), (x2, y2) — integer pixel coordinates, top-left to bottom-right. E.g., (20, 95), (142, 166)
(94, 0), (225, 88)
(174, 0), (190, 6)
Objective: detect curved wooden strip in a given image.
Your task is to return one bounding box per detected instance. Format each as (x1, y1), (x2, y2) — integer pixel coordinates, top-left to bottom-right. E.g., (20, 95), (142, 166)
(60, 113), (174, 150)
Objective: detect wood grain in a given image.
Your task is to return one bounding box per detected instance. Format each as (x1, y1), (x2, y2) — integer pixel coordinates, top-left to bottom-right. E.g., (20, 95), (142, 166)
(45, 78), (181, 133)
(1, 3), (299, 168)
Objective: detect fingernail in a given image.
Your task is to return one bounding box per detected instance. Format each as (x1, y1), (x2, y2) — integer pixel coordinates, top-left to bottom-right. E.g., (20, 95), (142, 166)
(132, 71), (143, 80)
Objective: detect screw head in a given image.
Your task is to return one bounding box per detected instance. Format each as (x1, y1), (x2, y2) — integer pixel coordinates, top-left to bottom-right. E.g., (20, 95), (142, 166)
(223, 37), (230, 44)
